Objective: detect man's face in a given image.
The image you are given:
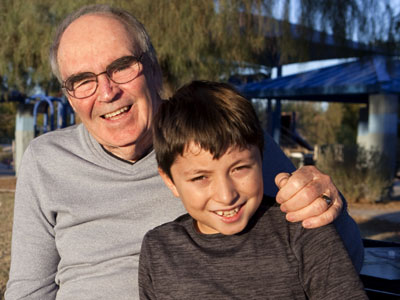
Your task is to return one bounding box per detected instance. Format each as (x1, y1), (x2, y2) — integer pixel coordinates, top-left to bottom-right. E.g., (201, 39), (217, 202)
(57, 14), (160, 159)
(159, 143), (264, 235)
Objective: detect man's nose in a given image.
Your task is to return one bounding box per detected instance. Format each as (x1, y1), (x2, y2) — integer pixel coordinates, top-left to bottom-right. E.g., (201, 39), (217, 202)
(97, 74), (120, 102)
(214, 176), (239, 205)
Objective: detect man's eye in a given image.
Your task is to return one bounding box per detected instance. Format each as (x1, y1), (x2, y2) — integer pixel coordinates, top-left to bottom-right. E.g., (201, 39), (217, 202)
(75, 78), (95, 86)
(66, 73), (96, 90)
(74, 78), (96, 89)
(108, 56), (137, 73)
(113, 64), (131, 73)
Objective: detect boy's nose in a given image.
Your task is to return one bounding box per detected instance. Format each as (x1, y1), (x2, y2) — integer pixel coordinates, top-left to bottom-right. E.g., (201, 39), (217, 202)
(214, 176), (239, 205)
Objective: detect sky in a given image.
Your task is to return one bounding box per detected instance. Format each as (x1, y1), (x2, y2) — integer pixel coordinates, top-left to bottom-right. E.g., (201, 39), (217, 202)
(390, 0), (400, 15)
(275, 0), (400, 40)
(285, 0), (400, 20)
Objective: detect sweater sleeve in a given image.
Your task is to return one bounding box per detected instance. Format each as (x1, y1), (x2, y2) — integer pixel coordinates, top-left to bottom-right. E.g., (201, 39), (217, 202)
(262, 132), (364, 272)
(5, 145), (59, 299)
(290, 223), (368, 300)
(138, 234), (157, 300)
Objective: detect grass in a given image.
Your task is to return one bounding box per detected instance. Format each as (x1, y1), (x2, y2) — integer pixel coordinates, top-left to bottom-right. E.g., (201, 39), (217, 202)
(0, 192), (14, 299)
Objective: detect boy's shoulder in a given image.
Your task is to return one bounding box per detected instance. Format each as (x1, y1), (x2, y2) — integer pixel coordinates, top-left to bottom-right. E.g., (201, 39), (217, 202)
(143, 213), (193, 243)
(254, 195), (286, 221)
(246, 195), (308, 236)
(259, 195), (278, 209)
(255, 195), (339, 244)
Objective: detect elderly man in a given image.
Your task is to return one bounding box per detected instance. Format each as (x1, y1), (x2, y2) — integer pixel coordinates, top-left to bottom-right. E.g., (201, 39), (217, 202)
(6, 4), (363, 300)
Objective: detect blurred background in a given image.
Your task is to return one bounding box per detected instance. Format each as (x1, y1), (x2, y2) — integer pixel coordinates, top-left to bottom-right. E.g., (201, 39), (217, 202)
(1, 0), (400, 298)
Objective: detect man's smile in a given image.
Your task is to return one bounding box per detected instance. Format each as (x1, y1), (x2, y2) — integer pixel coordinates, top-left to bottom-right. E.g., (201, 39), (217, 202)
(101, 105), (132, 120)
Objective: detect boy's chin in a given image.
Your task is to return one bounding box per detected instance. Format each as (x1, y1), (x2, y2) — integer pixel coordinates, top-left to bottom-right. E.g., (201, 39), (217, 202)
(216, 224), (247, 236)
(196, 218), (249, 235)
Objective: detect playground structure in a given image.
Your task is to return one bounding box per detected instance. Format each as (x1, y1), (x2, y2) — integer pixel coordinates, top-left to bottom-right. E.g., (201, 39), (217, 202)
(1, 92), (75, 174)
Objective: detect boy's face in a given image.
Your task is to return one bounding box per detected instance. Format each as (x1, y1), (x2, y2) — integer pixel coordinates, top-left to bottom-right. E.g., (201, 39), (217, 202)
(159, 142), (263, 235)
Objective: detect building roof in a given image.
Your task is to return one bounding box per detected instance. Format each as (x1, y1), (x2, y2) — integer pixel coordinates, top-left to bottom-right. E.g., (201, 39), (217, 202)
(239, 56), (400, 103)
(250, 15), (395, 67)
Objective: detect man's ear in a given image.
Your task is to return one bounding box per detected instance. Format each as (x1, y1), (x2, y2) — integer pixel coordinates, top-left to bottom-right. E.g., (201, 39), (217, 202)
(65, 95), (77, 112)
(158, 168), (180, 198)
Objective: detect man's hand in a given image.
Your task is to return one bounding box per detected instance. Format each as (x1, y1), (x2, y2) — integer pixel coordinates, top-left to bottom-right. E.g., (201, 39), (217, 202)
(275, 165), (343, 229)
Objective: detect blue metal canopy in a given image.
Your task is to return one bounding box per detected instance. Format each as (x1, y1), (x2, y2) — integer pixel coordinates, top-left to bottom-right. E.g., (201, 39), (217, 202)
(239, 56), (400, 103)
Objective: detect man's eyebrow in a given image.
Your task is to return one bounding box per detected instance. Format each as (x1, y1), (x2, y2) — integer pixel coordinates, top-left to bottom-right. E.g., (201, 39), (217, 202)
(68, 72), (95, 81)
(66, 56), (135, 81)
(107, 55), (136, 70)
(64, 72), (96, 88)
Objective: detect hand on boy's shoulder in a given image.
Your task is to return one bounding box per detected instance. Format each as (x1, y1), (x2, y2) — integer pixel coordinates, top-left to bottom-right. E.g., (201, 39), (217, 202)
(274, 166), (342, 229)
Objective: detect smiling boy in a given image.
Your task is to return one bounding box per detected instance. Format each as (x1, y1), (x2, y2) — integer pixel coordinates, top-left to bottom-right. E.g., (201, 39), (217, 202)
(159, 142), (263, 236)
(138, 80), (367, 299)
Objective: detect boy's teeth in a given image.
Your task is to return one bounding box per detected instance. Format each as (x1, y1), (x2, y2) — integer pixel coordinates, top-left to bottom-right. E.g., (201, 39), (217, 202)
(215, 207), (240, 217)
(104, 106), (129, 119)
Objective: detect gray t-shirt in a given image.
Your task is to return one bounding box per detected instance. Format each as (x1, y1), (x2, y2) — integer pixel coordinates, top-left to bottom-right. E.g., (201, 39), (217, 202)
(139, 196), (367, 300)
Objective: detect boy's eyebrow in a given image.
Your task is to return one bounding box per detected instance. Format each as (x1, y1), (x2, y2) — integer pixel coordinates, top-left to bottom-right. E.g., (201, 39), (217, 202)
(183, 169), (212, 176)
(182, 156), (255, 176)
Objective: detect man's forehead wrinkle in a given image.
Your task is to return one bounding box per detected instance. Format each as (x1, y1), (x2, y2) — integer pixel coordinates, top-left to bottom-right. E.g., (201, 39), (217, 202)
(57, 14), (135, 79)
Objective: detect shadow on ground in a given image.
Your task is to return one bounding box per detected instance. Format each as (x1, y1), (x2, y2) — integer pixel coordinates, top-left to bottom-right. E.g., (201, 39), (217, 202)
(355, 214), (400, 243)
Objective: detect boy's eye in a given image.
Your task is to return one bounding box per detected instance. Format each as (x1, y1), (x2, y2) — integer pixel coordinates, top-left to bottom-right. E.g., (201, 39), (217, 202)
(234, 165), (249, 172)
(190, 175), (207, 182)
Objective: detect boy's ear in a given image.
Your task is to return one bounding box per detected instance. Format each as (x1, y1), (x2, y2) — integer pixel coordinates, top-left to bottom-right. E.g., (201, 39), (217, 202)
(158, 168), (180, 198)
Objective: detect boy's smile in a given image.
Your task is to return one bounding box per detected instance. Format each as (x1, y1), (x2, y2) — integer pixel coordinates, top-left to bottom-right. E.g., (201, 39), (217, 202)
(159, 142), (263, 235)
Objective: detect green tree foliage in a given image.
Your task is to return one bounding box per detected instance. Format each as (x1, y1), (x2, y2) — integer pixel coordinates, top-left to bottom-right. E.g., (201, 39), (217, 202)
(328, 102), (360, 145)
(0, 0), (397, 94)
(0, 0), (107, 94)
(131, 0), (269, 93)
(282, 101), (362, 147)
(316, 144), (392, 203)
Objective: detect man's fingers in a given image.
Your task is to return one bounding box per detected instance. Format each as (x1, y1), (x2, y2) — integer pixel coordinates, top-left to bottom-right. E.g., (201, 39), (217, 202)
(280, 187), (314, 211)
(275, 172), (291, 189)
(283, 196), (342, 228)
(275, 165), (344, 227)
(275, 168), (315, 204)
(279, 178), (327, 211)
(284, 195), (337, 222)
(301, 202), (342, 228)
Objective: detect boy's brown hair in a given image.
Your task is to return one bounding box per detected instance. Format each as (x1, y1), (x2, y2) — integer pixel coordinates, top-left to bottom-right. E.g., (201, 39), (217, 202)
(153, 80), (264, 179)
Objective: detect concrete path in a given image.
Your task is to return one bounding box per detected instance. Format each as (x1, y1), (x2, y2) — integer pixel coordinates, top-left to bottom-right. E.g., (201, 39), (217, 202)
(348, 207), (400, 224)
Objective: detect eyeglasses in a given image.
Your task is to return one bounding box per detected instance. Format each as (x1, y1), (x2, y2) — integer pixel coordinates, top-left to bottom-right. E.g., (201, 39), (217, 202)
(62, 54), (143, 99)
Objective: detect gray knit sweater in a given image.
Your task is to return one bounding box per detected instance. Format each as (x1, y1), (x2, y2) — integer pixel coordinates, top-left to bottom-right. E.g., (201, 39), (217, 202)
(6, 125), (186, 299)
(5, 124), (363, 299)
